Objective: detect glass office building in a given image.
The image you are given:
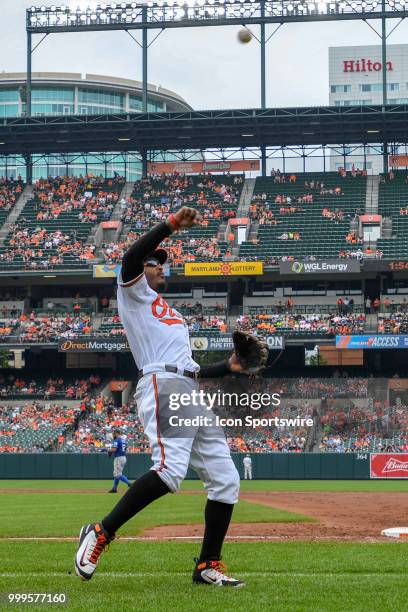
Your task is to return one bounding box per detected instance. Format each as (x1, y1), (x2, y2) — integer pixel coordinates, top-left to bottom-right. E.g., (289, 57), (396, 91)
(329, 44), (408, 173)
(0, 72), (192, 180)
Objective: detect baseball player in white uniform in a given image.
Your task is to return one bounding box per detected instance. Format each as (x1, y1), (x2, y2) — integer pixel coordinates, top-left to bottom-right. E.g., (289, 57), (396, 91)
(243, 454), (253, 480)
(75, 207), (246, 587)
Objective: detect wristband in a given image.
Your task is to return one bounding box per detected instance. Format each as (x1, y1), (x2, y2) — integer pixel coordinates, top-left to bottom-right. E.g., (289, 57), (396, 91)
(167, 213), (181, 231)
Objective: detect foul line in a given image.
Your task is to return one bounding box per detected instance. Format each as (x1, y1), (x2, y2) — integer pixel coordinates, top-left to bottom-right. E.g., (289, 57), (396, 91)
(0, 535), (393, 542)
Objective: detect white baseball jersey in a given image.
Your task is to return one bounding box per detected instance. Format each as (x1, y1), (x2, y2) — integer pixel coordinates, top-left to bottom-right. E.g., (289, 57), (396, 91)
(117, 270), (199, 372)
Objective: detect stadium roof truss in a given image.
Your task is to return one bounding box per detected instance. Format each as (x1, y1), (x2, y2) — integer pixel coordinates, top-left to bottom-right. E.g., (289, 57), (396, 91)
(20, 1), (408, 174)
(26, 1), (408, 32)
(1, 105), (408, 155)
(25, 1), (407, 115)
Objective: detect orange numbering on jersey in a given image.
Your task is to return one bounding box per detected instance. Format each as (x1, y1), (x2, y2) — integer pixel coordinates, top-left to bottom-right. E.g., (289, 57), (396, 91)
(151, 295), (184, 326)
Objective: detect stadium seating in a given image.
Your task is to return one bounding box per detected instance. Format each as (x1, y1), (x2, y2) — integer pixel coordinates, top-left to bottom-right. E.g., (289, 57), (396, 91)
(0, 401), (75, 453)
(0, 373), (103, 400)
(0, 178), (24, 229)
(236, 312), (366, 337)
(60, 397), (150, 453)
(98, 313), (126, 337)
(100, 233), (137, 264)
(320, 433), (408, 453)
(377, 171), (408, 257)
(0, 301), (370, 342)
(120, 173), (243, 263)
(19, 312), (94, 342)
(378, 311), (408, 333)
(226, 399), (313, 452)
(0, 172), (374, 270)
(1, 376), (407, 454)
(0, 317), (20, 342)
(98, 306), (227, 336)
(0, 175), (124, 270)
(319, 393), (408, 452)
(239, 172), (366, 261)
(167, 300), (227, 317)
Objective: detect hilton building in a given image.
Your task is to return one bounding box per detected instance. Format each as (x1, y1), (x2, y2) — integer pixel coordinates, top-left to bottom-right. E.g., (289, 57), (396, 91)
(329, 44), (408, 174)
(0, 72), (192, 180)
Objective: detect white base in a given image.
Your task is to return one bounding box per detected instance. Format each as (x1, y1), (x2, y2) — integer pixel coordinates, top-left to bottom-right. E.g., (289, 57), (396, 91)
(381, 527), (408, 539)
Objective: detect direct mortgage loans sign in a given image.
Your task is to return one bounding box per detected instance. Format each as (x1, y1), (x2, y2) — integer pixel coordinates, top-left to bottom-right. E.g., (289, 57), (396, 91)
(279, 260), (360, 275)
(59, 338), (130, 352)
(336, 335), (408, 349)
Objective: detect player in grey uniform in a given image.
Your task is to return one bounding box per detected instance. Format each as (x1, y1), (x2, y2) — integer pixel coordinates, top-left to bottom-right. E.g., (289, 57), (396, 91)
(75, 207), (246, 587)
(243, 454), (253, 480)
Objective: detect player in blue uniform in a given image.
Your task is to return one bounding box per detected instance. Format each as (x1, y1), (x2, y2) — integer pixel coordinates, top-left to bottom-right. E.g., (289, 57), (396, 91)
(108, 430), (131, 493)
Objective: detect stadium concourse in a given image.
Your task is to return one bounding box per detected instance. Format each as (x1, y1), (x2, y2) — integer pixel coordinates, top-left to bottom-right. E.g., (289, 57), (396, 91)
(0, 170), (407, 459)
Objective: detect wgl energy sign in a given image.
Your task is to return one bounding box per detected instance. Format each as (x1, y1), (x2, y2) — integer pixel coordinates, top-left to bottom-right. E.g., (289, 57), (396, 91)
(336, 335), (408, 349)
(280, 260), (360, 275)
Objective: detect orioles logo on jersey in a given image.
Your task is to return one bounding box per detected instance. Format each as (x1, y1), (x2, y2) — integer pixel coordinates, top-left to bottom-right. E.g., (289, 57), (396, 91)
(151, 295), (184, 326)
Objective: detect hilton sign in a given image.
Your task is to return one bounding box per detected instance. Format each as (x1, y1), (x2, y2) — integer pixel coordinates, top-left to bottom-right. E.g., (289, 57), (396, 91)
(343, 59), (393, 72)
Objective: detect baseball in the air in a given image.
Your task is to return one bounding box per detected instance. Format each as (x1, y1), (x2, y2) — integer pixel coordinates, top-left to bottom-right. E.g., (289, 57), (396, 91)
(238, 28), (252, 44)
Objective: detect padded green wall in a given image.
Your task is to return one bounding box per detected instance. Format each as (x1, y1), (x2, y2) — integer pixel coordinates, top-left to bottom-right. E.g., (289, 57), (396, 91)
(0, 453), (371, 479)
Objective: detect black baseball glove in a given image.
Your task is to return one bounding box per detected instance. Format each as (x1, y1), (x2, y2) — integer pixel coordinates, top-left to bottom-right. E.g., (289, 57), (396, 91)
(232, 330), (269, 376)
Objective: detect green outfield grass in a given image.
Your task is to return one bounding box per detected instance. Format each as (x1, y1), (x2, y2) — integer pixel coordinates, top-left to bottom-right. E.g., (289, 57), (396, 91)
(0, 490), (310, 538)
(0, 541), (406, 612)
(0, 480), (407, 611)
(0, 478), (407, 492)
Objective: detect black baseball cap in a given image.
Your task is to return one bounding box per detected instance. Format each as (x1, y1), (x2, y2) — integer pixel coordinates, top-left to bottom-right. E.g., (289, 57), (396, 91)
(143, 248), (168, 266)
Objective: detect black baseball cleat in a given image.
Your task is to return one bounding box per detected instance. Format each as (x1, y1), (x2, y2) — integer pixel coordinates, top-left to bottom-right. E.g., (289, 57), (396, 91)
(74, 522), (114, 580)
(108, 489), (117, 493)
(192, 558), (245, 587)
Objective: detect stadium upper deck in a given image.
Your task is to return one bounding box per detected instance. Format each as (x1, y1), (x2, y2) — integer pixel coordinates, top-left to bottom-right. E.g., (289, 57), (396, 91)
(0, 175), (124, 271)
(0, 169), (401, 274)
(239, 171), (366, 261)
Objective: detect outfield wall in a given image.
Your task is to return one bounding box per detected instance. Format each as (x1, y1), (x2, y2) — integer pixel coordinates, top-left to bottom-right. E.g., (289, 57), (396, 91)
(0, 452), (371, 479)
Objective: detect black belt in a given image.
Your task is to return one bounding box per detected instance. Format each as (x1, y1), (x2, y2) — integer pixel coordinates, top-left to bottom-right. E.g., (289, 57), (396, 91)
(137, 364), (198, 381)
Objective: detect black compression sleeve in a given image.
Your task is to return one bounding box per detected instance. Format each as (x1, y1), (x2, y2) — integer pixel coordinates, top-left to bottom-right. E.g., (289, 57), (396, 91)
(199, 360), (231, 378)
(121, 221), (173, 283)
(102, 471), (169, 536)
(199, 499), (234, 561)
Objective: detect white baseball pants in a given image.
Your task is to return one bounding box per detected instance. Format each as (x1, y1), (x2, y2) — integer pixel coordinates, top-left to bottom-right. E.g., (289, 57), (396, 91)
(134, 373), (240, 505)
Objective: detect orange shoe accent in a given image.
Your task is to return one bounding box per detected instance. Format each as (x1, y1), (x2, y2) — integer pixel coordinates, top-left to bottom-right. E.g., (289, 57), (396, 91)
(89, 534), (108, 564)
(198, 560), (227, 572)
(210, 561), (227, 572)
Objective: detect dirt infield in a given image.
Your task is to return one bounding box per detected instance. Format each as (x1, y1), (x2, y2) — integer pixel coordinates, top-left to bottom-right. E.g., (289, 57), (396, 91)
(143, 492), (408, 542)
(1, 488), (407, 542)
